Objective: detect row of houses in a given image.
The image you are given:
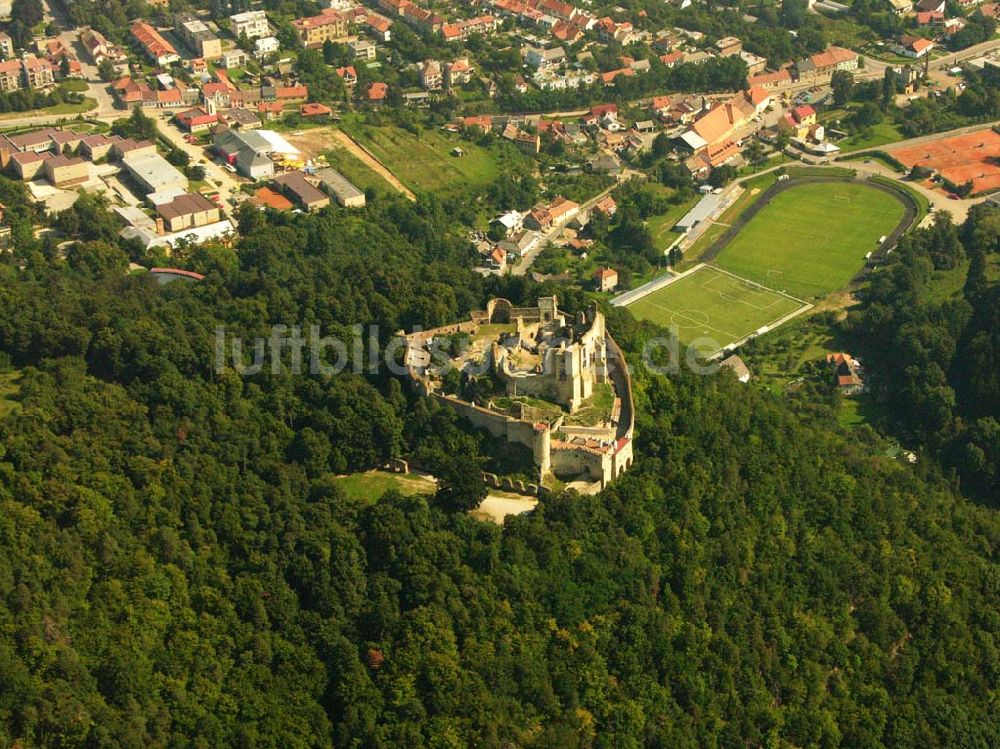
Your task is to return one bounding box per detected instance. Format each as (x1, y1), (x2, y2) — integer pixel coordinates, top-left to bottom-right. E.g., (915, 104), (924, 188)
(417, 58), (475, 90)
(747, 45), (859, 90)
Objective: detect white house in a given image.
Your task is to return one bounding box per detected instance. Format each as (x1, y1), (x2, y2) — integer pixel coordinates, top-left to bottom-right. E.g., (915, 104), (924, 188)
(231, 10), (270, 40)
(254, 36), (280, 59)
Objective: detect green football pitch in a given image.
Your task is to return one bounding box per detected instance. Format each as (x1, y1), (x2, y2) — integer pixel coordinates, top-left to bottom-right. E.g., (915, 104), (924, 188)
(714, 181), (906, 299)
(623, 265), (808, 355)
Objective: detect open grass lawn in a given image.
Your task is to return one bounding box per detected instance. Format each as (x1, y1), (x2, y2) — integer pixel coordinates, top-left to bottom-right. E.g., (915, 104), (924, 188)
(564, 382), (616, 427)
(332, 470), (435, 503)
(0, 97), (96, 120)
(623, 265), (808, 355)
(838, 122), (904, 152)
(323, 145), (396, 196)
(715, 181), (906, 299)
(646, 191), (700, 249)
(340, 122), (518, 193)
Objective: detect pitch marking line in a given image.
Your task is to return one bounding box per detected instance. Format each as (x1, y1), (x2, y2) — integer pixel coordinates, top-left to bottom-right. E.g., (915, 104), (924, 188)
(708, 264), (810, 307)
(698, 274), (785, 311)
(632, 297), (741, 341)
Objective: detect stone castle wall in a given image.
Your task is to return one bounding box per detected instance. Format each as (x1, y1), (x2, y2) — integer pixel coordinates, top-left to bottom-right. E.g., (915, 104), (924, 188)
(402, 299), (636, 489)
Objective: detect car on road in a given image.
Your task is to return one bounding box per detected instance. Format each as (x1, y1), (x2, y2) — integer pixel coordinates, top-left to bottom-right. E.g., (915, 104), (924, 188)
(947, 194), (960, 200)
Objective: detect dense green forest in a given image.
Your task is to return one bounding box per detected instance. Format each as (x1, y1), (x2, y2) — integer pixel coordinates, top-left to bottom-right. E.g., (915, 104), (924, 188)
(846, 206), (1000, 505)
(0, 187), (997, 747)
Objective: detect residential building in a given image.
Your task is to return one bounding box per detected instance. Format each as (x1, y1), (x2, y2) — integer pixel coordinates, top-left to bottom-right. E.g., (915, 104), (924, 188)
(827, 352), (865, 395)
(0, 32), (12, 60)
(273, 171), (330, 211)
(254, 36), (280, 59)
(349, 39), (376, 60)
(155, 192), (221, 232)
(418, 59), (442, 90)
(748, 69), (793, 90)
(367, 81), (388, 104)
(440, 15), (499, 40)
(175, 13), (223, 60)
(0, 60), (20, 93)
(794, 46), (859, 83)
(894, 35), (935, 58)
(594, 267), (618, 292)
(364, 14), (393, 42)
(80, 28), (128, 72)
(492, 209), (523, 236)
(222, 49), (248, 68)
(230, 10), (270, 40)
(300, 102), (333, 118)
(131, 21), (180, 66)
(594, 196), (617, 216)
(779, 104), (819, 139)
(502, 123), (540, 154)
(498, 229), (538, 257)
(22, 57), (54, 89)
(715, 36), (742, 57)
(740, 50), (767, 76)
(335, 65), (358, 87)
(526, 45), (566, 68)
(292, 10), (349, 47)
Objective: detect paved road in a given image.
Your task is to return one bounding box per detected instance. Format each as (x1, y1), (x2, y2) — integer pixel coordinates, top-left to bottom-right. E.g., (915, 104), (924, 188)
(511, 182), (620, 276)
(929, 38), (1000, 71)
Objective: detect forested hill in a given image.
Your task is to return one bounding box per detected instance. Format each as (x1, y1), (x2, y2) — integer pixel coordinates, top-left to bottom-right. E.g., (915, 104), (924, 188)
(0, 196), (997, 747)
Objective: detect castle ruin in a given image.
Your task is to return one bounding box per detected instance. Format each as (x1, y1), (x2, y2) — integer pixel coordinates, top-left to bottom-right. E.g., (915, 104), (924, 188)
(401, 297), (634, 489)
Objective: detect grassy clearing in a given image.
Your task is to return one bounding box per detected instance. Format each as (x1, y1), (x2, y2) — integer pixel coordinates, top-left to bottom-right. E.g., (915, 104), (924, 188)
(332, 470), (435, 503)
(322, 145), (396, 196)
(646, 190), (700, 250)
(565, 382), (616, 426)
(742, 314), (846, 392)
(0, 371), (22, 419)
(623, 265), (806, 354)
(838, 122), (904, 153)
(339, 120), (519, 193)
(841, 150), (906, 172)
(715, 181), (906, 299)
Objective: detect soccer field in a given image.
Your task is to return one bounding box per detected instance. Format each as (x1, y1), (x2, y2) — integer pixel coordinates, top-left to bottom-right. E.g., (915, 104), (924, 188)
(623, 265), (809, 355)
(714, 181), (906, 298)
